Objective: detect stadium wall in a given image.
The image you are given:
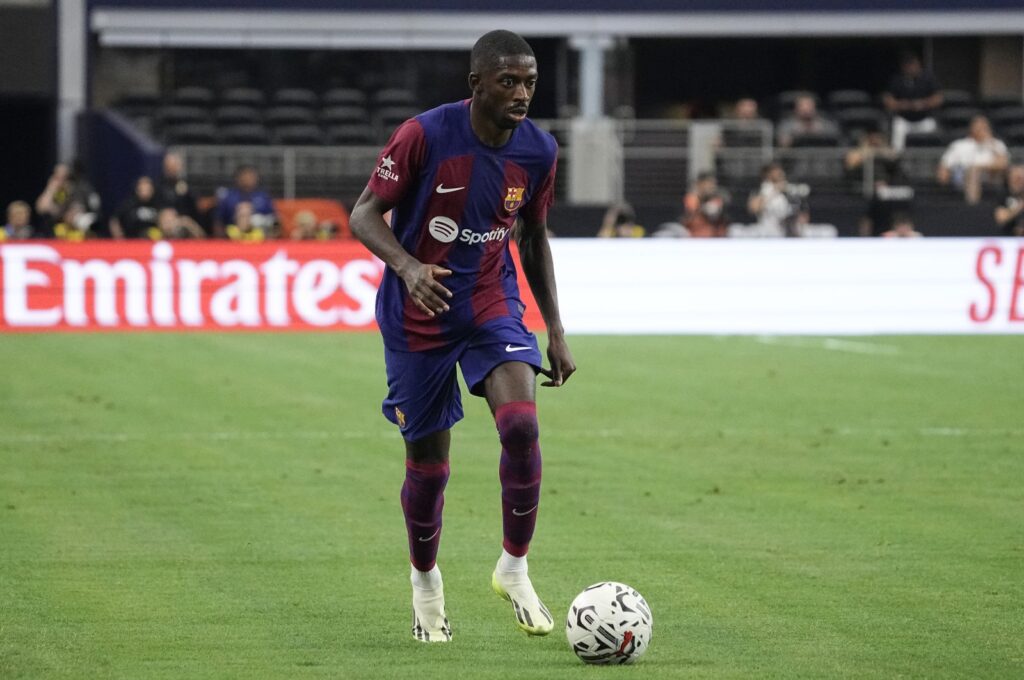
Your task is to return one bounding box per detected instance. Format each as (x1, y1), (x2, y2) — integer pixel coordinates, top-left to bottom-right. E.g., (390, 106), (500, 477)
(1, 239), (1022, 334)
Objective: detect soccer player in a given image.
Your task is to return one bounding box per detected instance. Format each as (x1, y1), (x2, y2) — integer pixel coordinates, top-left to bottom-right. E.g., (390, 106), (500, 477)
(349, 30), (575, 643)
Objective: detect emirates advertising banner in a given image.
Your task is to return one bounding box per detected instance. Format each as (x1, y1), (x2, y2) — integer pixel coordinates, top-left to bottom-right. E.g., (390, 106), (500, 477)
(0, 239), (1022, 334)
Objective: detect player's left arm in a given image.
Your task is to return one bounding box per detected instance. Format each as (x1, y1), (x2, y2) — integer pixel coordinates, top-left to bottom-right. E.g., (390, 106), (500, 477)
(518, 213), (575, 388)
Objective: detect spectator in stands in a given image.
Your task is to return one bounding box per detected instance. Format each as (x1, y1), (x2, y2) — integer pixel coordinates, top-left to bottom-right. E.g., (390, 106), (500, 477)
(747, 162), (809, 237)
(776, 94), (839, 148)
(35, 161), (101, 232)
(720, 97), (768, 148)
(846, 130), (910, 235)
(110, 176), (160, 239)
(995, 164), (1024, 236)
(881, 213), (923, 238)
(152, 207), (206, 240)
(2, 201), (34, 241)
(845, 130), (902, 184)
(937, 115), (1010, 205)
(290, 209), (339, 240)
(733, 98), (759, 121)
(216, 165), (276, 236)
(225, 201), (268, 242)
(682, 172), (730, 237)
(159, 152), (199, 221)
(597, 203), (644, 238)
(883, 51), (942, 152)
(52, 200), (98, 241)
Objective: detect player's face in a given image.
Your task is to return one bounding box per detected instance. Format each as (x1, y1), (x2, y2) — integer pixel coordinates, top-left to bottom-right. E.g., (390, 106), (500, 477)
(472, 55), (538, 130)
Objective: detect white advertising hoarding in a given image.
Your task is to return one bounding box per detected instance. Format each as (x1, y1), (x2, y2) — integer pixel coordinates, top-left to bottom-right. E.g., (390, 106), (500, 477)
(551, 238), (1024, 335)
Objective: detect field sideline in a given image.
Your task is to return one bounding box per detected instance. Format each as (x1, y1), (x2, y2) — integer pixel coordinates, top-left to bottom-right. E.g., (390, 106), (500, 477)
(1, 333), (1022, 679)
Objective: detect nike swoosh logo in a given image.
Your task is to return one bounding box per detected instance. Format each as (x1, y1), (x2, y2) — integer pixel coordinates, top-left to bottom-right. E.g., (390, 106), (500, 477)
(512, 505), (537, 516)
(436, 184), (465, 194)
(418, 528), (440, 542)
(505, 345), (531, 353)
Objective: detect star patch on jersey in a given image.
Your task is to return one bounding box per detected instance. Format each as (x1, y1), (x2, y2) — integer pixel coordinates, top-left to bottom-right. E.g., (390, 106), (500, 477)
(504, 186), (525, 213)
(377, 155), (399, 182)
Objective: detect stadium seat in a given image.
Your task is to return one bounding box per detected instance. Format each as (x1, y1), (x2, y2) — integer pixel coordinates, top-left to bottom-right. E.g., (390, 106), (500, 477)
(172, 86), (215, 107)
(938, 107), (982, 130)
(273, 124), (325, 145)
(1002, 124), (1024, 146)
(989, 106), (1024, 130)
(222, 87), (266, 107)
(373, 88), (417, 108)
(376, 105), (419, 132)
(272, 88), (318, 107)
(837, 107), (885, 136)
(827, 90), (871, 111)
(326, 123), (376, 144)
(266, 106), (317, 127)
(322, 87), (369, 107)
(981, 93), (1022, 112)
(904, 131), (946, 147)
(113, 92), (159, 118)
(941, 90), (975, 109)
(164, 122), (218, 145)
(273, 198), (352, 239)
(157, 105), (211, 128)
(321, 105), (370, 126)
(220, 123), (270, 145)
(790, 131), (842, 147)
(214, 105), (262, 126)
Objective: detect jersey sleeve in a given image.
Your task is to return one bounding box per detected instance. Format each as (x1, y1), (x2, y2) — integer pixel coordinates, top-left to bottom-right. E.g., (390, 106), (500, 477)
(367, 118), (426, 205)
(521, 155), (557, 226)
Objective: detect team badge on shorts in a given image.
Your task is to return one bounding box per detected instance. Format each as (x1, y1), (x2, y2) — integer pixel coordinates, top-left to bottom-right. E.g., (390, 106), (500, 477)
(395, 407), (407, 429)
(504, 187), (525, 213)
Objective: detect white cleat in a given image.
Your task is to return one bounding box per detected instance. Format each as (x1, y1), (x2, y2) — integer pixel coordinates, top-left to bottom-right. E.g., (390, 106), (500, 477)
(411, 575), (452, 643)
(491, 569), (554, 636)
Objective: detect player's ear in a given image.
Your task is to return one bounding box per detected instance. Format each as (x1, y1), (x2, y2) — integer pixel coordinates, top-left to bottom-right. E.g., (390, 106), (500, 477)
(468, 72), (481, 93)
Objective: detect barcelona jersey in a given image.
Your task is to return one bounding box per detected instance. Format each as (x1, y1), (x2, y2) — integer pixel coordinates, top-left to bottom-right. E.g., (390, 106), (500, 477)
(366, 100), (557, 352)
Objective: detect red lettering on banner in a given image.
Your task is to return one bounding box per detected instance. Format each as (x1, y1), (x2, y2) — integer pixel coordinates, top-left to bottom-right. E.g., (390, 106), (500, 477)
(969, 246), (1001, 323)
(1010, 247), (1024, 322)
(0, 241), (543, 333)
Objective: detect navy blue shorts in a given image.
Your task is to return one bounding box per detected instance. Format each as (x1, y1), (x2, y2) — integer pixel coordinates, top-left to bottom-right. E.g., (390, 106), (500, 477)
(381, 317), (543, 441)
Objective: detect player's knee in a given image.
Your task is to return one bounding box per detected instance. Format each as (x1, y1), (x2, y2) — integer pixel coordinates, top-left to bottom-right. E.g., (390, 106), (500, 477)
(496, 402), (539, 455)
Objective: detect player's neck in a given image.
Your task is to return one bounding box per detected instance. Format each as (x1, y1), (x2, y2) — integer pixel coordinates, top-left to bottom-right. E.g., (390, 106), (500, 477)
(469, 101), (513, 148)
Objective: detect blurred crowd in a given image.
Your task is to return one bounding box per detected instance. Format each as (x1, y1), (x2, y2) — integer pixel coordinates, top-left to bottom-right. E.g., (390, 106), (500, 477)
(1, 152), (347, 243)
(598, 51), (1023, 239)
(4, 51), (1023, 243)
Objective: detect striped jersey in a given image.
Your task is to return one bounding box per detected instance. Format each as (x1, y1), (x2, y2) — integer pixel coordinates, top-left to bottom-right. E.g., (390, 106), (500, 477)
(367, 99), (557, 351)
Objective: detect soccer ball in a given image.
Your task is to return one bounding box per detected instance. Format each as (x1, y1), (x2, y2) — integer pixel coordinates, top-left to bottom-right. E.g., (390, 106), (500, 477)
(565, 582), (653, 664)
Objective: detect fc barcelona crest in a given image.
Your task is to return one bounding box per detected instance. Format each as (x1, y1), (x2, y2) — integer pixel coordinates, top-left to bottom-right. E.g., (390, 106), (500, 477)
(504, 187), (525, 212)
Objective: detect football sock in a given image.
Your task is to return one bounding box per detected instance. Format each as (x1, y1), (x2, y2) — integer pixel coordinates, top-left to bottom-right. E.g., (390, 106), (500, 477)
(495, 401), (542, 558)
(497, 548), (528, 573)
(411, 564), (443, 590)
(401, 459), (450, 572)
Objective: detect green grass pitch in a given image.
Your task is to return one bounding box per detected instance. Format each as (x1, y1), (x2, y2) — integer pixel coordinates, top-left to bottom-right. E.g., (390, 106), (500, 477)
(1, 333), (1022, 678)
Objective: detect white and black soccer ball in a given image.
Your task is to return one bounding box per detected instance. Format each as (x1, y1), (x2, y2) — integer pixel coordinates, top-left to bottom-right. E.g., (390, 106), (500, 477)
(565, 582), (653, 664)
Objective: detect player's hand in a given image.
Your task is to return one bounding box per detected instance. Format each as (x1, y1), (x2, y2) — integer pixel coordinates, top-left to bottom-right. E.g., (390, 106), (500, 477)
(400, 262), (452, 317)
(540, 335), (575, 387)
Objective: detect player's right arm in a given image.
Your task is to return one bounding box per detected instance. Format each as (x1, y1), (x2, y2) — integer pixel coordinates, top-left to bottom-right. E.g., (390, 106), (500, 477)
(350, 188), (452, 318)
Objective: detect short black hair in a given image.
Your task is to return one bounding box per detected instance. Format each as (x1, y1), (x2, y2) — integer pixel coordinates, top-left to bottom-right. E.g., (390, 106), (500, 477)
(471, 30), (535, 74)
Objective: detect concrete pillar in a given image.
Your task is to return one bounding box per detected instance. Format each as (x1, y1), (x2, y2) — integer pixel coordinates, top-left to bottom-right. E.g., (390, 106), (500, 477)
(57, 0), (88, 162)
(567, 34), (622, 204)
